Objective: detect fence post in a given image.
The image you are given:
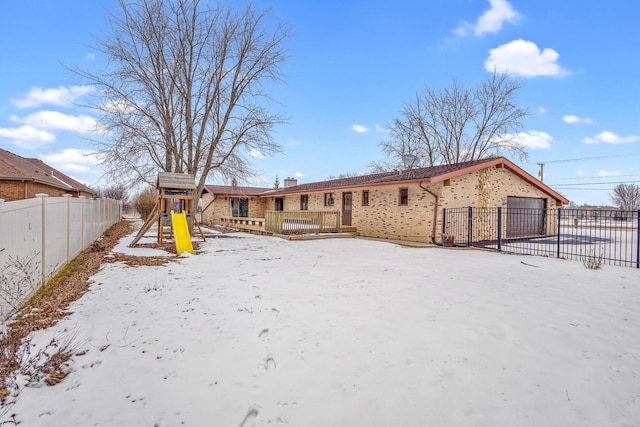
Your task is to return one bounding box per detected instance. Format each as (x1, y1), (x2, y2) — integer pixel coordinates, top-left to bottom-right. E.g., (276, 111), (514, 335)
(556, 208), (562, 259)
(0, 199), (4, 271)
(442, 208), (446, 235)
(64, 194), (72, 264)
(637, 210), (640, 268)
(467, 207), (473, 247)
(497, 206), (502, 252)
(80, 196), (86, 247)
(36, 193), (48, 286)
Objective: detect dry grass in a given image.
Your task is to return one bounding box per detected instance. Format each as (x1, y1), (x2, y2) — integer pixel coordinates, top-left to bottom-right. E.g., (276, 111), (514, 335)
(0, 220), (174, 405)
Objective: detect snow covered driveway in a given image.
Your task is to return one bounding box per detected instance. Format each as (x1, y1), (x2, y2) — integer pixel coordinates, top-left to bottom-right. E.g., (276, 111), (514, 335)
(4, 231), (640, 426)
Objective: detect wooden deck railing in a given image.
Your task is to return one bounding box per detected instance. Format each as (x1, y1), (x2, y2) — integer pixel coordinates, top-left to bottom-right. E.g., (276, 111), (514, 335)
(220, 211), (342, 235)
(220, 216), (266, 233)
(265, 211), (341, 235)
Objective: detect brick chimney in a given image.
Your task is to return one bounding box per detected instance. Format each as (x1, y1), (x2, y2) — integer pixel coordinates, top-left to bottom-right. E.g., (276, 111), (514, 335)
(284, 177), (298, 188)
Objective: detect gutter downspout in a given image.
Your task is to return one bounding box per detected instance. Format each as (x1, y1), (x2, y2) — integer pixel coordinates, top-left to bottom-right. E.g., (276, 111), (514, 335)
(418, 182), (439, 243)
(419, 181), (465, 247)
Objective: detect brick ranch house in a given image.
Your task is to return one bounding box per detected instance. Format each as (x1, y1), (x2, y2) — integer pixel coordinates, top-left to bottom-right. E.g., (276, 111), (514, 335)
(0, 148), (95, 201)
(201, 157), (569, 243)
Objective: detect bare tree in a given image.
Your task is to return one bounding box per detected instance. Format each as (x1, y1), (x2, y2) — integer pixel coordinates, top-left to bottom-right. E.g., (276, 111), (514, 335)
(75, 0), (289, 200)
(610, 183), (640, 211)
(97, 184), (128, 202)
(376, 71), (531, 169)
(325, 172), (362, 180)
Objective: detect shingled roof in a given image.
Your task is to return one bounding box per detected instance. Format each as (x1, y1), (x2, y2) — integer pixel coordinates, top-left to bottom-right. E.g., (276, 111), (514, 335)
(157, 172), (196, 191)
(0, 147), (95, 195)
(203, 184), (270, 197)
(202, 157), (568, 204)
(263, 157), (568, 204)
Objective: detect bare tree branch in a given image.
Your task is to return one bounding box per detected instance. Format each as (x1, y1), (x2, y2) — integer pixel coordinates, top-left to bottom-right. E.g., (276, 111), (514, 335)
(73, 0), (289, 200)
(376, 71), (530, 170)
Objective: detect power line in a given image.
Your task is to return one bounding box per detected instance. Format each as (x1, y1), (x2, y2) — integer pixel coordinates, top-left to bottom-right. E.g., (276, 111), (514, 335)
(547, 180), (640, 187)
(535, 153), (634, 181)
(551, 174), (640, 181)
(541, 154), (632, 164)
(554, 187), (611, 191)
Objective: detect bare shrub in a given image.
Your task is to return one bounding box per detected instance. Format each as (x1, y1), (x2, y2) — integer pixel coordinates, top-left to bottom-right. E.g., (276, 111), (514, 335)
(0, 252), (40, 321)
(582, 246), (603, 270)
(134, 187), (158, 221)
(20, 330), (80, 386)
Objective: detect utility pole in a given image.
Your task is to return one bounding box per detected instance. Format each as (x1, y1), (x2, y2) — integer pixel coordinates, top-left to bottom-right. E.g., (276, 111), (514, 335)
(537, 162), (544, 182)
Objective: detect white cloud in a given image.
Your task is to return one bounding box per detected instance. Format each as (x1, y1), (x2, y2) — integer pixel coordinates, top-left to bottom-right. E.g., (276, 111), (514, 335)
(538, 107), (546, 114)
(453, 0), (520, 37)
(38, 148), (99, 174)
(0, 125), (56, 149)
(85, 53), (96, 61)
(374, 124), (387, 133)
(285, 138), (302, 147)
(10, 85), (94, 109)
(583, 131), (640, 144)
(505, 130), (552, 149)
(11, 111), (97, 133)
(351, 124), (368, 133)
(562, 115), (592, 124)
(294, 172), (304, 178)
(248, 148), (265, 158)
(597, 170), (621, 177)
(485, 39), (569, 77)
(577, 170), (584, 176)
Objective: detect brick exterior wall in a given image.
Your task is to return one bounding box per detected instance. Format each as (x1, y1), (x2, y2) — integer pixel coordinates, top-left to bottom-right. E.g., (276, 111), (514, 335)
(0, 180), (93, 201)
(200, 193), (267, 226)
(440, 166), (556, 209)
(351, 185), (435, 241)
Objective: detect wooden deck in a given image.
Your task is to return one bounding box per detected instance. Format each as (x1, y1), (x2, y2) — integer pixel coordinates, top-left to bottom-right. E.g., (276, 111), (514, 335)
(220, 211), (356, 236)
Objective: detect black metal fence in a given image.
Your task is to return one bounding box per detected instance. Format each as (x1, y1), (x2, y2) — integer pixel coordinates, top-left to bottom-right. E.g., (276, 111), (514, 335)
(442, 207), (640, 268)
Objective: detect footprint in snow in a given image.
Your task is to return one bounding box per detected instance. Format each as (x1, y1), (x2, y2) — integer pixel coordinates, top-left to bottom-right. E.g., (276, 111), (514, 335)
(238, 405), (260, 427)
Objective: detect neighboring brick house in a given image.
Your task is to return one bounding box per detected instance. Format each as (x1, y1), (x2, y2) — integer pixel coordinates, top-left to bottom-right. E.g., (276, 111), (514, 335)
(201, 157), (569, 243)
(0, 148), (95, 201)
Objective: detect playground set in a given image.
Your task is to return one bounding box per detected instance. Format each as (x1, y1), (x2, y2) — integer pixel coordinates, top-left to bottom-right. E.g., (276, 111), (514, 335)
(129, 172), (205, 255)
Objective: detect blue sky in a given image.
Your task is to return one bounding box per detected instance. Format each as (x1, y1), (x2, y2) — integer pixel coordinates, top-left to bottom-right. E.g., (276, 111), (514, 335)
(1, 0), (639, 205)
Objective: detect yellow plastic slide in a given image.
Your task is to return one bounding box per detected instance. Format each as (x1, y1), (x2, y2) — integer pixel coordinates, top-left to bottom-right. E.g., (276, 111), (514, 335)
(170, 210), (194, 255)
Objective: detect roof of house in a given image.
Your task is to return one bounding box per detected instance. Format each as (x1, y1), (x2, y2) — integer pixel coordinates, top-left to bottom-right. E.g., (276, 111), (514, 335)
(202, 157), (568, 204)
(0, 147), (95, 195)
(264, 157), (569, 204)
(203, 184), (271, 197)
(157, 172), (196, 191)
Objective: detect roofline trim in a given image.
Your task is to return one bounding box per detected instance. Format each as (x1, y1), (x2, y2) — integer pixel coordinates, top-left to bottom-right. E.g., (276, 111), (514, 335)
(0, 176), (92, 193)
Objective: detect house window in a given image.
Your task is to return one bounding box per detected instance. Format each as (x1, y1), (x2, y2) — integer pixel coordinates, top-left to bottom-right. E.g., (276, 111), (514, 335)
(324, 192), (334, 207)
(399, 188), (408, 206)
(230, 197), (249, 217)
(275, 197), (284, 211)
(362, 190), (369, 206)
(300, 194), (309, 211)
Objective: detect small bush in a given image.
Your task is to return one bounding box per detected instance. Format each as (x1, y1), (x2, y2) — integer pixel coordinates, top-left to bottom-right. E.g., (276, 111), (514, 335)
(582, 246), (603, 270)
(134, 187), (158, 221)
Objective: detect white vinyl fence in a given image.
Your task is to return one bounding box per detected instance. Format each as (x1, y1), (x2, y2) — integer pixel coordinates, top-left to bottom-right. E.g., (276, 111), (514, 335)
(0, 194), (122, 320)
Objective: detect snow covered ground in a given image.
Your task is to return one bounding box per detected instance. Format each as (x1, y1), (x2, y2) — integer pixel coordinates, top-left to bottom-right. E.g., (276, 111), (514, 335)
(2, 227), (640, 426)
